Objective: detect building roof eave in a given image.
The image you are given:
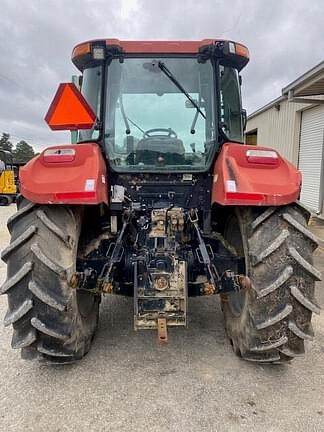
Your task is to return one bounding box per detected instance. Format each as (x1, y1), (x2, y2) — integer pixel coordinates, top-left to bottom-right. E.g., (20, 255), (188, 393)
(282, 60), (324, 97)
(247, 95), (286, 120)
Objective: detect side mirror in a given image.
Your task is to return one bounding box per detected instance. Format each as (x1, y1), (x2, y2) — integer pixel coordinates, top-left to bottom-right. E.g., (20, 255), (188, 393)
(241, 108), (247, 131)
(45, 83), (96, 131)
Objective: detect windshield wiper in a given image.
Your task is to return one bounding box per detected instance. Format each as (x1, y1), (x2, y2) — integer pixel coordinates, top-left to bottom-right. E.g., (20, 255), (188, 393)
(119, 95), (148, 136)
(126, 116), (147, 136)
(158, 61), (206, 120)
(119, 94), (131, 134)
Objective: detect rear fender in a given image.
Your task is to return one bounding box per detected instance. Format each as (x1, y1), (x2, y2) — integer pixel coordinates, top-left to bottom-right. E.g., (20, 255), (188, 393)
(212, 143), (302, 206)
(20, 143), (108, 205)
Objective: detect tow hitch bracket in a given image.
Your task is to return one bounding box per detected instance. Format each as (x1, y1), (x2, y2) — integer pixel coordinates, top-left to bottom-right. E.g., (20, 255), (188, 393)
(157, 317), (168, 343)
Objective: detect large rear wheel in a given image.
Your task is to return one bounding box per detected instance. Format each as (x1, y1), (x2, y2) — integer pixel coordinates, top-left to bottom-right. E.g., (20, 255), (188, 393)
(222, 204), (321, 363)
(1, 197), (100, 362)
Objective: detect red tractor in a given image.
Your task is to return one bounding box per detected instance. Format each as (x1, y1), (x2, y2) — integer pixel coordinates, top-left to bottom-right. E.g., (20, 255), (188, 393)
(1, 39), (321, 363)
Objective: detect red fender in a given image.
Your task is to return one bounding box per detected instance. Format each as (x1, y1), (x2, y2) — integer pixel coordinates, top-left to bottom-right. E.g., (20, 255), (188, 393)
(212, 143), (302, 206)
(20, 143), (108, 205)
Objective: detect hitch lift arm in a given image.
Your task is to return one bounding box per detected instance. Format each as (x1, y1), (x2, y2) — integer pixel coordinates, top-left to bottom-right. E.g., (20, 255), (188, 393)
(189, 209), (246, 294)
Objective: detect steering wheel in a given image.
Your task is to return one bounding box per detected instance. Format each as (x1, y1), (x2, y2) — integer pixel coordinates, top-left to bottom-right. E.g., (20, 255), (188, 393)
(143, 128), (177, 138)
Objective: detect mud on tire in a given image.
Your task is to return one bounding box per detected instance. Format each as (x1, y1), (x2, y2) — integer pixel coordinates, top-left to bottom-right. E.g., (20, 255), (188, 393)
(1, 197), (100, 362)
(222, 204), (321, 363)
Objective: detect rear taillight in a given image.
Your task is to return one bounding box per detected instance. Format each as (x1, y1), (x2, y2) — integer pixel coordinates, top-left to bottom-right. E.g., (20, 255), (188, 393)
(246, 149), (279, 165)
(43, 148), (76, 163)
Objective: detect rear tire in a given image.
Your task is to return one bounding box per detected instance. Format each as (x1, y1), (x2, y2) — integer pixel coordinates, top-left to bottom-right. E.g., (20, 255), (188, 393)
(1, 197), (100, 362)
(222, 204), (321, 363)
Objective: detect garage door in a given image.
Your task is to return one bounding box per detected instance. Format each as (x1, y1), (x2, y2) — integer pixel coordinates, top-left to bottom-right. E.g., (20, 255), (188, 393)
(299, 105), (324, 213)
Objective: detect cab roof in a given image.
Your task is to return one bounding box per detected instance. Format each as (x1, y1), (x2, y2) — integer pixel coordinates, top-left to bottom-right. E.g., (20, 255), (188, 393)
(72, 38), (249, 71)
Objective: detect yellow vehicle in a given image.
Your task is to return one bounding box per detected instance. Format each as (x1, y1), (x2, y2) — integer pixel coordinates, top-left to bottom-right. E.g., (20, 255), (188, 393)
(0, 150), (17, 205)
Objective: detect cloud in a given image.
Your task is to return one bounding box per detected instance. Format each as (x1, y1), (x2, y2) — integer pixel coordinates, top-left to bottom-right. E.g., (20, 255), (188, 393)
(0, 0), (323, 151)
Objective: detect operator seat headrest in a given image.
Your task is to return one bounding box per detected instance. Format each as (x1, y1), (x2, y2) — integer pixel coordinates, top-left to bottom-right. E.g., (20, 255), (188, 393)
(136, 136), (185, 155)
(135, 136), (185, 165)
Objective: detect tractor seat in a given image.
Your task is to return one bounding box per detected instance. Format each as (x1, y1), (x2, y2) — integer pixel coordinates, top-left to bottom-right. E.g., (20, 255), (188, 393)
(135, 136), (185, 165)
(136, 136), (185, 155)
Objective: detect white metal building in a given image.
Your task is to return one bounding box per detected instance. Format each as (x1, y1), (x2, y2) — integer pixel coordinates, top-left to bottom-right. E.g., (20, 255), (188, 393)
(245, 61), (324, 217)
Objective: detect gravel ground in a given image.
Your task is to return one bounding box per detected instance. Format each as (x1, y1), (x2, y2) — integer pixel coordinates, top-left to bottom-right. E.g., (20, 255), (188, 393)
(0, 204), (324, 432)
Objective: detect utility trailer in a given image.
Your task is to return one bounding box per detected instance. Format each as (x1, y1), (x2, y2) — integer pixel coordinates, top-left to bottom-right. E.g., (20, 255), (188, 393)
(0, 39), (321, 363)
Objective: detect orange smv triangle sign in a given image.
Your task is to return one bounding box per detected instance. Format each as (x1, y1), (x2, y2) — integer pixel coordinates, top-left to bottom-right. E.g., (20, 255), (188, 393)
(45, 83), (96, 131)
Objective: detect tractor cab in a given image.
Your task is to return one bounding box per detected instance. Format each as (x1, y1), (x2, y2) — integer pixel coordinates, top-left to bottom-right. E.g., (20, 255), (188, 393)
(71, 39), (249, 172)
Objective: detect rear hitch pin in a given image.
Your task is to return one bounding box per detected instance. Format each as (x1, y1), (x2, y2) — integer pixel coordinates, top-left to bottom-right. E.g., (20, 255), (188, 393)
(157, 317), (168, 343)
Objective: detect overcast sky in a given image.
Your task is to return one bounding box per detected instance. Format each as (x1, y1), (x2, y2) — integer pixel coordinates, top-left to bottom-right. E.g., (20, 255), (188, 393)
(0, 0), (323, 151)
